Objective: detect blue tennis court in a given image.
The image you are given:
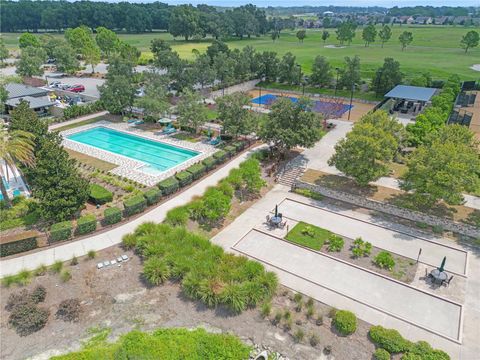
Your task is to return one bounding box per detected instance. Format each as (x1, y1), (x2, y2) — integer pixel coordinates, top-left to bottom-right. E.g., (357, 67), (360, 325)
(251, 94), (352, 117)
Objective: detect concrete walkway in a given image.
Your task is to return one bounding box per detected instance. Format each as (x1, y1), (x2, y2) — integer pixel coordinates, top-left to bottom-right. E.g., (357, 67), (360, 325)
(0, 147), (261, 277)
(302, 119), (480, 210)
(48, 111), (109, 131)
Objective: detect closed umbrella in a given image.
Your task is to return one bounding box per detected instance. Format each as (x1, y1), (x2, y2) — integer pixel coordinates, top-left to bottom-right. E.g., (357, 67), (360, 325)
(438, 256), (446, 272)
(275, 205), (278, 218)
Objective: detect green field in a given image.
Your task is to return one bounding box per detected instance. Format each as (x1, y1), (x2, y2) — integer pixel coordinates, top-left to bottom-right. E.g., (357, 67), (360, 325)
(2, 25), (479, 80)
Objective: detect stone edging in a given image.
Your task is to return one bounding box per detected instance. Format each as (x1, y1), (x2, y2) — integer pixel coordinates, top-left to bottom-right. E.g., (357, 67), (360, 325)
(60, 121), (216, 186)
(293, 180), (480, 239)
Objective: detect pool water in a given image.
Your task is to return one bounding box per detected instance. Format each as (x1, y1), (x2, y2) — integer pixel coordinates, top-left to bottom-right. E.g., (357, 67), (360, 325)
(251, 94), (353, 117)
(68, 127), (199, 174)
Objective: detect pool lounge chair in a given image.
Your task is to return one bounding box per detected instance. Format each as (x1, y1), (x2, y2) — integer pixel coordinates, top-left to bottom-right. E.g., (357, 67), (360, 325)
(127, 119), (137, 124)
(133, 120), (144, 126)
(209, 136), (221, 146)
(13, 189), (21, 197)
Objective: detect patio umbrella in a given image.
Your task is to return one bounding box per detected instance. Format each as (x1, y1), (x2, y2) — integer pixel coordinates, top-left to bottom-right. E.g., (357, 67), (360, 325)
(275, 205), (278, 217)
(438, 256), (446, 272)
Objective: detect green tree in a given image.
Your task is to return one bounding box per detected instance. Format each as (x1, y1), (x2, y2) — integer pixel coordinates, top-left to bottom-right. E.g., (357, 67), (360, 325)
(135, 72), (170, 122)
(339, 56), (361, 90)
(83, 43), (101, 73)
(372, 57), (403, 96)
(18, 33), (40, 49)
(321, 30), (330, 44)
(0, 39), (9, 64)
(117, 42), (141, 64)
(217, 93), (254, 138)
(39, 35), (63, 59)
(336, 21), (356, 45)
(401, 125), (480, 207)
(260, 97), (323, 157)
(192, 54), (216, 89)
(52, 44), (79, 74)
(254, 51), (279, 83)
(168, 5), (199, 41)
(278, 52), (301, 85)
(213, 52), (235, 89)
(362, 24), (377, 47)
(271, 30), (280, 42)
(378, 25), (392, 48)
(399, 31), (413, 51)
(95, 26), (119, 58)
(16, 46), (46, 77)
(150, 39), (180, 69)
(296, 29), (306, 43)
(309, 56), (332, 88)
(65, 26), (93, 53)
(177, 90), (207, 134)
(460, 30), (479, 53)
(328, 111), (405, 186)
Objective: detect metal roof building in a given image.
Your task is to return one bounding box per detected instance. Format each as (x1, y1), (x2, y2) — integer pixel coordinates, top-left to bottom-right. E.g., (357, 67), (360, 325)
(5, 83), (48, 99)
(384, 85), (437, 102)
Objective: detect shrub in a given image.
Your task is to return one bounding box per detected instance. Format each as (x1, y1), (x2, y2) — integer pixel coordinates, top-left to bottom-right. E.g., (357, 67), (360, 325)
(293, 328), (305, 343)
(351, 237), (372, 258)
(51, 260), (63, 273)
(87, 250), (97, 259)
(224, 145), (236, 157)
(327, 234), (344, 252)
(333, 310), (357, 336)
(405, 341), (450, 360)
(175, 171), (193, 187)
(157, 177), (179, 196)
(56, 298), (82, 322)
(374, 348), (391, 360)
(273, 311), (282, 325)
(165, 206), (190, 227)
(369, 326), (412, 353)
(261, 302), (271, 318)
(104, 207), (122, 225)
(186, 163), (206, 180)
(123, 195), (147, 217)
(60, 270), (72, 282)
(232, 141), (246, 151)
(0, 235), (38, 257)
(284, 310), (291, 320)
(88, 184), (113, 204)
(76, 214), (97, 235)
(202, 156), (216, 171)
(294, 292), (303, 304)
(8, 302), (50, 336)
(144, 188), (162, 205)
(293, 188), (323, 201)
(6, 289), (30, 311)
(33, 264), (47, 276)
(50, 221), (73, 242)
(284, 317), (292, 331)
(310, 333), (320, 347)
(213, 150), (227, 163)
(306, 304), (315, 319)
(374, 251), (396, 270)
(30, 285), (47, 304)
(2, 269), (33, 287)
(316, 314), (324, 326)
(143, 257), (170, 285)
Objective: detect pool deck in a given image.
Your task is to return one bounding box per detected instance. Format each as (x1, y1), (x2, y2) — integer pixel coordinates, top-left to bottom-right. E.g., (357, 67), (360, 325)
(60, 121), (216, 186)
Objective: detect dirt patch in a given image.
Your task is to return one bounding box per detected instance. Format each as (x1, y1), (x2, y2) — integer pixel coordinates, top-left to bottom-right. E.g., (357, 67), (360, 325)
(0, 246), (375, 360)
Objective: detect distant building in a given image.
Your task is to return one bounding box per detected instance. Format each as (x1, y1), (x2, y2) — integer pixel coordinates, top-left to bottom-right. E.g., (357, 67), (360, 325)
(4, 83), (53, 115)
(414, 16), (432, 25)
(323, 11), (334, 17)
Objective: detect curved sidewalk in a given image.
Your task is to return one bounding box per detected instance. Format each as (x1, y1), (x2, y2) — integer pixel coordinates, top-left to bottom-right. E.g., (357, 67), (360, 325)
(0, 147), (261, 277)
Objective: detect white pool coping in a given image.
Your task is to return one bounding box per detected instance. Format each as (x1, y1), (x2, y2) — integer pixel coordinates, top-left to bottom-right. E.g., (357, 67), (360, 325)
(60, 121), (216, 186)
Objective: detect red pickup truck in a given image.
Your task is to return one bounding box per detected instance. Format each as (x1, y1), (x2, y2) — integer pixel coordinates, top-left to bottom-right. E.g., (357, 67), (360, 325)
(68, 84), (85, 93)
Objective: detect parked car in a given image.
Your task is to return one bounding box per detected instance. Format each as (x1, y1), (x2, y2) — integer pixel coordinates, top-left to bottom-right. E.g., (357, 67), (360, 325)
(68, 84), (85, 93)
(49, 81), (62, 88)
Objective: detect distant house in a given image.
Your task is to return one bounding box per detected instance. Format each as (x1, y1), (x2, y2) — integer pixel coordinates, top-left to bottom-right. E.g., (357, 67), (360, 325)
(415, 16), (432, 25)
(4, 83), (53, 115)
(453, 16), (470, 25)
(323, 11), (334, 17)
(398, 16), (414, 24)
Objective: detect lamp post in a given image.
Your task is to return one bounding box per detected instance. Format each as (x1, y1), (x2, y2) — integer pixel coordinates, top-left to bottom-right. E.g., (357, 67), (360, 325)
(347, 82), (355, 121)
(334, 67), (340, 97)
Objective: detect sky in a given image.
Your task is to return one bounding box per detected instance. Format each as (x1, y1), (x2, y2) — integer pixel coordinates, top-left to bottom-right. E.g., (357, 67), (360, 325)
(157, 0), (479, 6)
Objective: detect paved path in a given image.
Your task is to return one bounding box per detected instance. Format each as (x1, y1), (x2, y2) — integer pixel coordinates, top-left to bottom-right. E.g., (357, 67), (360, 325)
(0, 147), (262, 277)
(234, 230), (462, 341)
(278, 198), (468, 275)
(301, 119), (480, 210)
(48, 111), (109, 131)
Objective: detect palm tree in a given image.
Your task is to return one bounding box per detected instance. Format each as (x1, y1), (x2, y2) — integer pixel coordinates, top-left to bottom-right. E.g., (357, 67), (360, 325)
(0, 125), (35, 205)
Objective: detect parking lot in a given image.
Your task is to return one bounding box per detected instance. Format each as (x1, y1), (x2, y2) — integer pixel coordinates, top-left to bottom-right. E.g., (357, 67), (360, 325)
(44, 76), (104, 99)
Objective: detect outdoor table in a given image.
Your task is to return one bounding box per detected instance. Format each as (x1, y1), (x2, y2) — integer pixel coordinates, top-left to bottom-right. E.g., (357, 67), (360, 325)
(430, 269), (448, 284)
(270, 216), (282, 226)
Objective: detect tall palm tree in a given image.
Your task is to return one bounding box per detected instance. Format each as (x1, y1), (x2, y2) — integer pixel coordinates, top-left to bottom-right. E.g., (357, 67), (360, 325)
(0, 125), (35, 205)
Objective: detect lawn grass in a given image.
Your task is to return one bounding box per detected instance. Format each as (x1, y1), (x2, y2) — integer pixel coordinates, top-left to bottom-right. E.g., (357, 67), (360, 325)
(65, 149), (117, 171)
(53, 116), (104, 131)
(2, 25), (479, 80)
(285, 221), (332, 250)
(0, 197), (41, 231)
(171, 132), (202, 142)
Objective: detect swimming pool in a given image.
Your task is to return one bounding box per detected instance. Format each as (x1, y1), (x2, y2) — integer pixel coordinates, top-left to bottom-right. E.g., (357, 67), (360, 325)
(251, 94), (353, 117)
(67, 127), (200, 174)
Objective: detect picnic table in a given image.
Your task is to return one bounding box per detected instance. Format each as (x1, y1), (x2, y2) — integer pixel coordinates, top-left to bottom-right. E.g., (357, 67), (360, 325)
(270, 216), (282, 226)
(430, 269), (448, 284)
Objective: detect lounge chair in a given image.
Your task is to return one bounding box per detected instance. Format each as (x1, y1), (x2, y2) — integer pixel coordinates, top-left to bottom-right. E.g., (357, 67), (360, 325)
(127, 119), (137, 124)
(163, 127), (176, 135)
(209, 136), (221, 146)
(133, 120), (144, 126)
(13, 189), (21, 197)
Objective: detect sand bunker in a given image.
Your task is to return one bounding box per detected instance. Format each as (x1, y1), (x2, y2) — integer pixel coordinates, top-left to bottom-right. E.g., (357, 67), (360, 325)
(470, 64), (480, 71)
(324, 44), (346, 49)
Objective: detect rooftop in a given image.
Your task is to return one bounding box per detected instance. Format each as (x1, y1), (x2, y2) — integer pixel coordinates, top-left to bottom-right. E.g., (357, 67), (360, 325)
(385, 85), (437, 102)
(6, 96), (54, 109)
(5, 83), (48, 99)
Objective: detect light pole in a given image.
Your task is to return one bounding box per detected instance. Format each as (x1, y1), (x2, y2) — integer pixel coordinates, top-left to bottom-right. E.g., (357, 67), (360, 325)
(347, 82), (355, 121)
(302, 76), (309, 96)
(334, 67), (340, 97)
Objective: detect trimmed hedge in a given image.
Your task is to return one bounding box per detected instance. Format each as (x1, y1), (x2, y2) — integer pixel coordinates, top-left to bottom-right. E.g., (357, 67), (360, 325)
(50, 221), (73, 242)
(369, 326), (412, 354)
(232, 141), (245, 151)
(88, 184), (113, 204)
(333, 310), (357, 336)
(186, 163), (206, 180)
(373, 348), (391, 360)
(175, 171), (193, 187)
(104, 207), (122, 225)
(158, 177), (179, 196)
(213, 150), (227, 163)
(76, 214), (97, 235)
(224, 145), (236, 157)
(123, 195), (147, 217)
(0, 236), (38, 257)
(202, 157), (216, 171)
(144, 188), (162, 205)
